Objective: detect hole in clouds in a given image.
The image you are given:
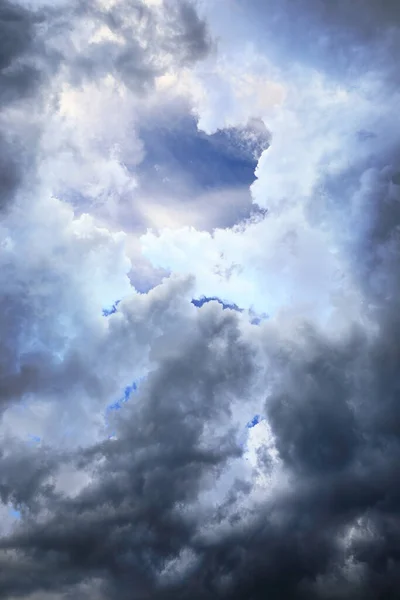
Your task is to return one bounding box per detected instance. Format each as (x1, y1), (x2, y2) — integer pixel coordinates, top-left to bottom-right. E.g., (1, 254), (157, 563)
(106, 381), (139, 413)
(105, 379), (143, 441)
(191, 296), (269, 325)
(247, 414), (264, 429)
(138, 115), (264, 193)
(102, 299), (121, 316)
(130, 114), (270, 232)
(191, 296), (243, 312)
(27, 435), (41, 445)
(8, 507), (21, 520)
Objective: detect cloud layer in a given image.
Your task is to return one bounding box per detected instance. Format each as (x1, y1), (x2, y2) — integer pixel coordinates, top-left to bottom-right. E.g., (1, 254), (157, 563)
(2, 0), (400, 599)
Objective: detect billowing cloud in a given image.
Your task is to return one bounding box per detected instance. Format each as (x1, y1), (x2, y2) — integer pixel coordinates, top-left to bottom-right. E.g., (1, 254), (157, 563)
(2, 0), (400, 599)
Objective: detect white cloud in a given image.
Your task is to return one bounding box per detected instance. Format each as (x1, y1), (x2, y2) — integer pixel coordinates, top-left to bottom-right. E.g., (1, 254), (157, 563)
(140, 64), (400, 335)
(141, 204), (358, 328)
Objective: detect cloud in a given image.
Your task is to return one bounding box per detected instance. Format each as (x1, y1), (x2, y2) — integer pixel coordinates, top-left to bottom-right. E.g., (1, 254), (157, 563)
(2, 0), (400, 598)
(0, 286), (263, 598)
(0, 0), (50, 209)
(0, 0), (45, 104)
(3, 284), (400, 599)
(0, 0), (212, 206)
(0, 0), (214, 445)
(203, 0), (400, 88)
(141, 201), (357, 326)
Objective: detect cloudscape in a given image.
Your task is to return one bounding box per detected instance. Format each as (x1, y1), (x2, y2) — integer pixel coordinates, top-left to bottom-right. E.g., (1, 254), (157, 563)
(1, 0), (400, 598)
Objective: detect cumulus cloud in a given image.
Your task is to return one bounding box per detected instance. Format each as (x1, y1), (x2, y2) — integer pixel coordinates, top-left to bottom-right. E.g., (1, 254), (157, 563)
(2, 0), (400, 599)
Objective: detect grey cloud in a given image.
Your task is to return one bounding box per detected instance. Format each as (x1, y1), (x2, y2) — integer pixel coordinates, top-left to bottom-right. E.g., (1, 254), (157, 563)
(0, 0), (45, 103)
(65, 0), (211, 92)
(0, 0), (48, 208)
(0, 440), (59, 512)
(156, 317), (400, 599)
(0, 135), (20, 210)
(232, 0), (400, 84)
(266, 332), (362, 475)
(2, 265), (400, 600)
(3, 264), (400, 600)
(0, 0), (211, 208)
(162, 0), (212, 64)
(0, 301), (258, 598)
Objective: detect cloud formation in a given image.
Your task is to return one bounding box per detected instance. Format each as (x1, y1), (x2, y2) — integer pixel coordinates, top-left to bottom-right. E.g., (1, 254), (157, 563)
(2, 0), (400, 599)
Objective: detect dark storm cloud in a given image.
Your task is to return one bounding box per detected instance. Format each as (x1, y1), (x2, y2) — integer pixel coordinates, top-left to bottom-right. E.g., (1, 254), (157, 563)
(0, 0), (46, 103)
(0, 303), (258, 599)
(3, 217), (400, 598)
(168, 313), (400, 599)
(0, 0), (49, 208)
(0, 440), (59, 511)
(3, 278), (400, 599)
(2, 249), (400, 600)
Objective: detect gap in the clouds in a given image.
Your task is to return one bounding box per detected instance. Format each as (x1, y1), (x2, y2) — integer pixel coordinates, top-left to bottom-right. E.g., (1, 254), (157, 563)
(105, 378), (145, 439)
(191, 296), (244, 312)
(8, 506), (21, 520)
(103, 294), (270, 330)
(102, 295), (270, 323)
(27, 434), (41, 445)
(133, 114), (270, 233)
(238, 415), (266, 455)
(138, 115), (264, 193)
(191, 296), (269, 325)
(102, 300), (121, 317)
(249, 310), (269, 325)
(247, 415), (264, 429)
(107, 381), (139, 412)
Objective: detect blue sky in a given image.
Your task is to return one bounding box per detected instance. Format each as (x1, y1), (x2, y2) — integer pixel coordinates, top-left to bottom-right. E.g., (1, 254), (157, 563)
(138, 115), (262, 193)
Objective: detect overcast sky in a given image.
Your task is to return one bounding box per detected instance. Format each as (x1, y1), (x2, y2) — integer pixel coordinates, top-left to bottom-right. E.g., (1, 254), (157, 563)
(1, 0), (400, 598)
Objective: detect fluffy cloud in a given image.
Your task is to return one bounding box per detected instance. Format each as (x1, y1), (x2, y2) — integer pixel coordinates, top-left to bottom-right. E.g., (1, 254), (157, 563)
(0, 0), (214, 486)
(2, 0), (400, 599)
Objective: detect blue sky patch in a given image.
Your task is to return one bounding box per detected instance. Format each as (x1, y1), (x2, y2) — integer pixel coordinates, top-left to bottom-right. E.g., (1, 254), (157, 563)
(138, 116), (261, 193)
(191, 296), (244, 312)
(192, 298), (270, 325)
(25, 434), (42, 446)
(106, 380), (141, 413)
(102, 300), (121, 317)
(9, 507), (21, 520)
(249, 312), (269, 325)
(247, 414), (264, 428)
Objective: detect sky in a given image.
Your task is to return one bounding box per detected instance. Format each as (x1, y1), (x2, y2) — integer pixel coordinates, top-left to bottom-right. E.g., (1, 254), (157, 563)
(1, 0), (400, 598)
